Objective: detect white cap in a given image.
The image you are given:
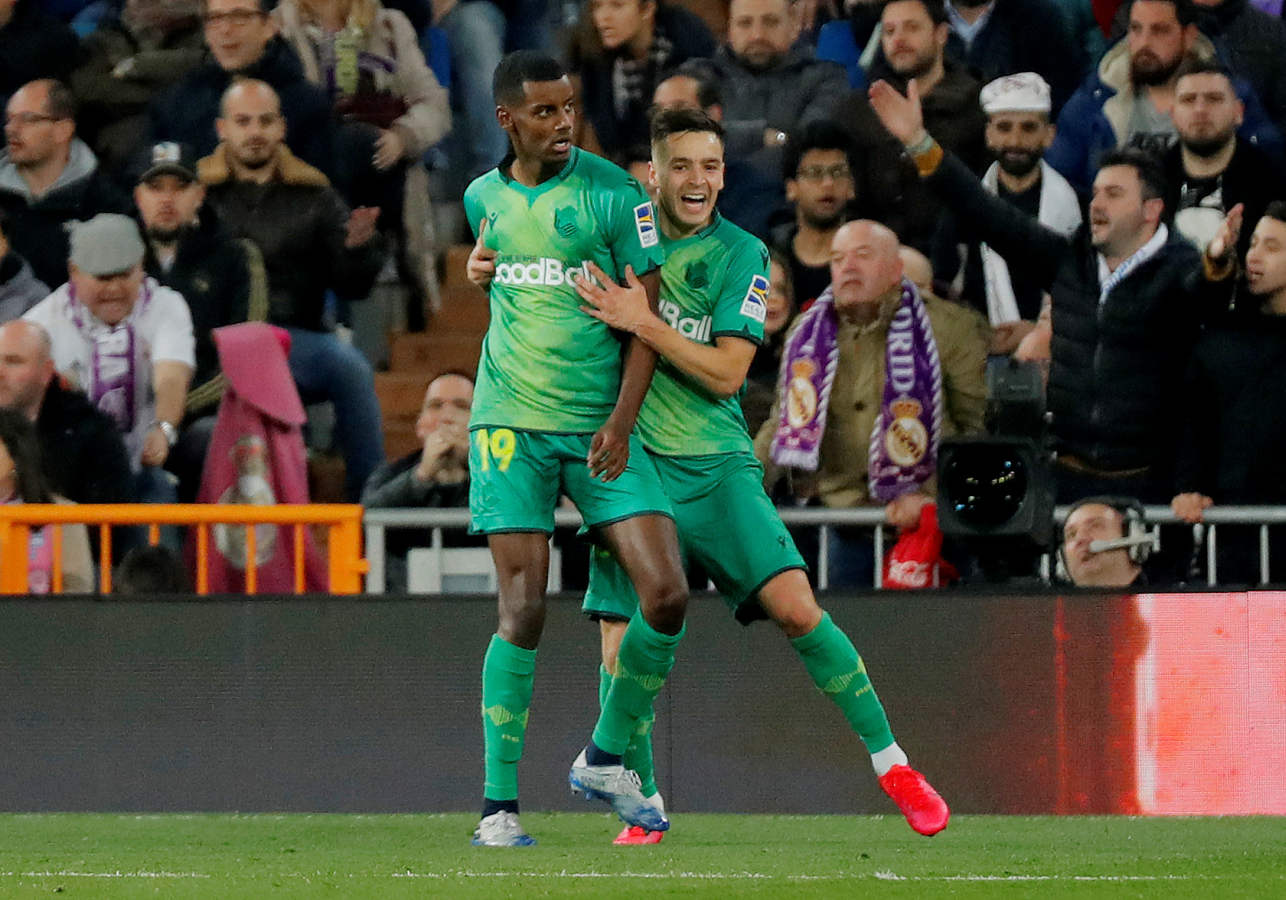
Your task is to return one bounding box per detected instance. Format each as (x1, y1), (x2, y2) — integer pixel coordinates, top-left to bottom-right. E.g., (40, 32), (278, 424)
(980, 72), (1051, 115)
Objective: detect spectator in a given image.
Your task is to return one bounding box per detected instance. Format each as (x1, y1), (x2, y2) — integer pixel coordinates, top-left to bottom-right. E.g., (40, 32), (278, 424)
(739, 247), (795, 436)
(199, 79), (386, 500)
(361, 369), (473, 590)
(770, 120), (859, 312)
(933, 73), (1081, 355)
(1172, 202), (1286, 581)
(274, 0), (451, 321)
(1052, 0), (1109, 76)
(870, 77), (1219, 504)
(70, 0), (207, 176)
(942, 0), (1084, 114)
(23, 213), (195, 503)
(0, 80), (131, 290)
(132, 140), (268, 500)
(568, 0), (716, 159)
(753, 219), (988, 586)
(650, 60), (781, 238)
(0, 207), (49, 322)
(1113, 0), (1286, 136)
(0, 319), (135, 507)
(709, 0), (849, 173)
(115, 543), (191, 592)
(151, 0), (335, 175)
(1162, 58), (1285, 260)
(0, 0), (81, 110)
(835, 0), (987, 252)
(1060, 496), (1148, 586)
(433, 0), (509, 189)
(0, 407), (94, 594)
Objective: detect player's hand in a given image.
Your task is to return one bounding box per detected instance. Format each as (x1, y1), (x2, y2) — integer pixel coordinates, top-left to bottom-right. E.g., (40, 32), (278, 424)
(1171, 492), (1213, 524)
(1206, 202), (1244, 262)
(467, 217), (497, 290)
(574, 262), (652, 333)
(885, 492), (930, 531)
(588, 418), (630, 482)
(373, 129), (405, 170)
(868, 78), (926, 148)
(140, 426), (170, 468)
(345, 206), (381, 248)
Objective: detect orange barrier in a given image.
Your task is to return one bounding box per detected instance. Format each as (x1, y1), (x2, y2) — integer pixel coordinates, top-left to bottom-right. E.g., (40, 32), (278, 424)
(0, 505), (367, 595)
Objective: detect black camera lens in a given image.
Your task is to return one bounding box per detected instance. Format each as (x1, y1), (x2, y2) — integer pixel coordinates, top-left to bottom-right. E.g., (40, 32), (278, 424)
(942, 447), (1029, 529)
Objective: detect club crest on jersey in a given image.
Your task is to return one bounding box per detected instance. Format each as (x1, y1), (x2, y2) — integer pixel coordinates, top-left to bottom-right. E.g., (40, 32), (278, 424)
(634, 202), (659, 248)
(554, 206), (578, 238)
(740, 274), (769, 323)
(685, 261), (709, 290)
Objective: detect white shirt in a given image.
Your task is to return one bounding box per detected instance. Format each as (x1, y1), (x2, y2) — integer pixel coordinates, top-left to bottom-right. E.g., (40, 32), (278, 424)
(24, 277), (195, 467)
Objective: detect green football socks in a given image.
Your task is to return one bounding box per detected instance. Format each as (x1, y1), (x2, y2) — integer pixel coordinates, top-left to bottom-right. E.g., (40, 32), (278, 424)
(481, 634), (537, 802)
(790, 611), (897, 754)
(592, 611), (682, 756)
(599, 663), (658, 797)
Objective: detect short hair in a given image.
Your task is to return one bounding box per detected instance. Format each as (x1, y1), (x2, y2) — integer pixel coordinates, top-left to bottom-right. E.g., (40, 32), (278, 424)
(432, 369), (476, 387)
(492, 51), (567, 107)
(783, 120), (858, 182)
(219, 77), (279, 117)
(200, 0), (273, 12)
(1128, 0), (1197, 27)
(0, 408), (52, 504)
(620, 142), (653, 170)
(649, 105), (724, 147)
(1262, 200), (1286, 225)
(1173, 57), (1236, 89)
(882, 0), (948, 26)
(115, 545), (192, 594)
(28, 79), (77, 123)
(660, 60), (724, 110)
(1097, 147), (1167, 201)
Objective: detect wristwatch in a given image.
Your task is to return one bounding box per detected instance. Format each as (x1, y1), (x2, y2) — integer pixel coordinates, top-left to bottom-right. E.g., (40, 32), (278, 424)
(152, 419), (178, 447)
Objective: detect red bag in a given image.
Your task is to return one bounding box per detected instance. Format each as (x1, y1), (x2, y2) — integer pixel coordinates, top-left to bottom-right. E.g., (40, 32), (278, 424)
(882, 502), (958, 589)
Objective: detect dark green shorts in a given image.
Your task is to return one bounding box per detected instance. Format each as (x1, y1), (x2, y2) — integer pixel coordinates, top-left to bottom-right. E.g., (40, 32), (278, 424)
(468, 427), (672, 534)
(583, 451), (805, 620)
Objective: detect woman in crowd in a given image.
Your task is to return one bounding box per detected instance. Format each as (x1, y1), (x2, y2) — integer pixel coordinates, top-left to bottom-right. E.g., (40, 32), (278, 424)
(0, 409), (93, 593)
(275, 0), (451, 323)
(740, 249), (798, 436)
(568, 0), (715, 160)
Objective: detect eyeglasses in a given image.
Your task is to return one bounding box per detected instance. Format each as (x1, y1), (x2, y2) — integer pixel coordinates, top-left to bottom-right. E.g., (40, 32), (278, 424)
(202, 9), (266, 28)
(795, 165), (853, 183)
(4, 113), (64, 128)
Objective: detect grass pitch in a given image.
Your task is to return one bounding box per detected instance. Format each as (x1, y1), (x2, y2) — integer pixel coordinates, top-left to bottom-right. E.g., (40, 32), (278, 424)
(0, 813), (1282, 898)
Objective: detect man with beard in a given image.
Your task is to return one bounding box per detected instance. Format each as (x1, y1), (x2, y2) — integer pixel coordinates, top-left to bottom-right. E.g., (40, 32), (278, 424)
(871, 75), (1219, 504)
(198, 79), (386, 501)
(933, 73), (1081, 355)
(133, 140), (268, 500)
(834, 0), (986, 252)
(770, 120), (858, 311)
(1162, 58), (1285, 261)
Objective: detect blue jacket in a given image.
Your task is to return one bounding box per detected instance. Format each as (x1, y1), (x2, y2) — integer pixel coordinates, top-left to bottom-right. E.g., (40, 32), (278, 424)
(1047, 34), (1284, 197)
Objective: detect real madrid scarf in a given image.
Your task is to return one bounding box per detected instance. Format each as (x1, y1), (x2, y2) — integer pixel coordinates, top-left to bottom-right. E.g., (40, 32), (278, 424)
(770, 279), (943, 502)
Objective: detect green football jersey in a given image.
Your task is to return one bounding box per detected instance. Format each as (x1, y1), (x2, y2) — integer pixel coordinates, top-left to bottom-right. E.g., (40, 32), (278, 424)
(463, 148), (665, 433)
(637, 213), (768, 456)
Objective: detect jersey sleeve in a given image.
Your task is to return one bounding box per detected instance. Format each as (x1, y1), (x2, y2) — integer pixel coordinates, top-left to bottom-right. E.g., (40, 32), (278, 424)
(462, 182), (486, 241)
(710, 236), (769, 345)
(600, 175), (666, 280)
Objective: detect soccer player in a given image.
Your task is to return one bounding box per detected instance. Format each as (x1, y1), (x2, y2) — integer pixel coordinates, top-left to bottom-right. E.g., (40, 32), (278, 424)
(570, 106), (951, 843)
(462, 51), (691, 847)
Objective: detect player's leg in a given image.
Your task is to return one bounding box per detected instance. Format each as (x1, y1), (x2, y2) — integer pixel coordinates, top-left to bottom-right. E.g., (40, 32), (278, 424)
(756, 569), (949, 835)
(584, 546), (665, 844)
(469, 428), (558, 846)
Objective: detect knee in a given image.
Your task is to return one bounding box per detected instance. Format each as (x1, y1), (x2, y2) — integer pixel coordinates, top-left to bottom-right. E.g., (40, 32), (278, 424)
(638, 580), (687, 634)
(771, 598), (823, 640)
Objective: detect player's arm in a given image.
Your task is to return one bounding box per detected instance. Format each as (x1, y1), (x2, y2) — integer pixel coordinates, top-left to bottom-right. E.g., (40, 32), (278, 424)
(574, 261), (754, 398)
(585, 266), (661, 481)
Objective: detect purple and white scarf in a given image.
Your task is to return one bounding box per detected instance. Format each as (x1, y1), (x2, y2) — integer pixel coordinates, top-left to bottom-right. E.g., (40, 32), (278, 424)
(770, 279), (944, 502)
(68, 281), (154, 437)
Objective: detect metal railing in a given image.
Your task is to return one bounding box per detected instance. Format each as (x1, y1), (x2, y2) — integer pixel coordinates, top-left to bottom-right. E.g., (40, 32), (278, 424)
(365, 504), (1286, 593)
(0, 504), (366, 594)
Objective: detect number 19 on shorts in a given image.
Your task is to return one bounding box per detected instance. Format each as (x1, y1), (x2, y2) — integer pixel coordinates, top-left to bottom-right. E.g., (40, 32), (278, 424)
(474, 428), (516, 472)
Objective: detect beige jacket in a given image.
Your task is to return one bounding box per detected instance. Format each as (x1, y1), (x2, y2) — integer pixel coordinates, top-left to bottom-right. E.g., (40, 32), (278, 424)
(754, 287), (990, 508)
(274, 0), (451, 157)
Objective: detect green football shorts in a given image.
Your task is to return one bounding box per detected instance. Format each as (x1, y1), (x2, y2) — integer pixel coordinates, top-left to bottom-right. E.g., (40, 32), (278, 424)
(583, 451), (805, 621)
(468, 427), (673, 534)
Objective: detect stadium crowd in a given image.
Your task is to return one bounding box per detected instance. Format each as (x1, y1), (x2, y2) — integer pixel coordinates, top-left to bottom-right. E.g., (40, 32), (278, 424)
(3, 0), (1286, 590)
